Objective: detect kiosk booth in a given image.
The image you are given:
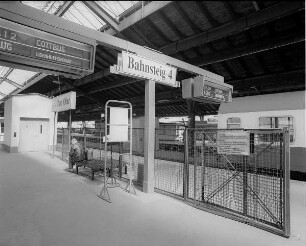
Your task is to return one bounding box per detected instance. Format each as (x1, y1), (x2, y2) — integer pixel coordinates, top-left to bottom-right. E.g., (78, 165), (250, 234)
(2, 93), (56, 153)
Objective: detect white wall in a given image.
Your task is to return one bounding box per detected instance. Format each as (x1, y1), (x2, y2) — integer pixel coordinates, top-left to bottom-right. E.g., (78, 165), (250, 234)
(4, 95), (56, 151)
(3, 98), (12, 146)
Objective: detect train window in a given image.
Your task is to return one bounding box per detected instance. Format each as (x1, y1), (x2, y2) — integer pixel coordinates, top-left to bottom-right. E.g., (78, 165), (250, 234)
(259, 116), (294, 142)
(227, 117), (241, 129)
(0, 123), (3, 133)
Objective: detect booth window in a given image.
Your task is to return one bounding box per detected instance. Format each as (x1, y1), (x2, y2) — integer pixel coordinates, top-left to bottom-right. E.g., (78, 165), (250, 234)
(227, 117), (241, 129)
(259, 116), (294, 142)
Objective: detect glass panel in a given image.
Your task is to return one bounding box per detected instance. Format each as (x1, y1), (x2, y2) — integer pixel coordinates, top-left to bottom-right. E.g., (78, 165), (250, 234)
(259, 117), (273, 128)
(0, 82), (16, 95)
(259, 116), (294, 142)
(7, 69), (37, 85)
(62, 1), (105, 30)
(0, 66), (11, 77)
(227, 117), (241, 124)
(22, 1), (65, 14)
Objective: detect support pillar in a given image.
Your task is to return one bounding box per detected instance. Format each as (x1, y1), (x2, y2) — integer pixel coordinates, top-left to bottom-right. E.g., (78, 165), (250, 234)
(143, 79), (155, 193)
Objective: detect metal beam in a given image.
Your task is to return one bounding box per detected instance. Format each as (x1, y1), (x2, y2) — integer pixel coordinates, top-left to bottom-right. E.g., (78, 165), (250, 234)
(195, 1), (219, 27)
(0, 77), (23, 89)
(82, 1), (125, 39)
(159, 10), (185, 39)
(252, 1), (260, 11)
(0, 2), (222, 81)
(173, 2), (200, 34)
(71, 69), (305, 114)
(117, 1), (172, 33)
(0, 91), (6, 97)
(55, 1), (73, 17)
(160, 1), (304, 55)
(49, 68), (111, 96)
(187, 32), (304, 67)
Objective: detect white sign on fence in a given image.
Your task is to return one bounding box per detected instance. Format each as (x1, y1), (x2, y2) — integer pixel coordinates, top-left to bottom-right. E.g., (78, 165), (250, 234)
(217, 131), (250, 156)
(110, 51), (178, 87)
(52, 91), (76, 112)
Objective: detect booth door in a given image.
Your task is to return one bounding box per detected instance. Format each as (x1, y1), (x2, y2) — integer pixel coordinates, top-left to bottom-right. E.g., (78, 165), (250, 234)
(19, 118), (50, 152)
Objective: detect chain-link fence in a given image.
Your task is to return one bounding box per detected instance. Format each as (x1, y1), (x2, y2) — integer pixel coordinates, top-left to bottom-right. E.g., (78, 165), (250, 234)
(185, 128), (290, 237)
(56, 126), (289, 237)
(56, 127), (145, 183)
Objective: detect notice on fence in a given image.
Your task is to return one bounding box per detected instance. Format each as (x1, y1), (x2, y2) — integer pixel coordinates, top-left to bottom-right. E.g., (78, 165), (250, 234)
(217, 131), (250, 156)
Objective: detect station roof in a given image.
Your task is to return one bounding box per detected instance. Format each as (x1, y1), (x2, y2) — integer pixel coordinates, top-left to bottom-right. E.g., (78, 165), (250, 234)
(0, 1), (304, 122)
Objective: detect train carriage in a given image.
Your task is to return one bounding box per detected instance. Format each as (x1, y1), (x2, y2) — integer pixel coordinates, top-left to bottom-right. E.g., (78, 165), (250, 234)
(218, 91), (306, 180)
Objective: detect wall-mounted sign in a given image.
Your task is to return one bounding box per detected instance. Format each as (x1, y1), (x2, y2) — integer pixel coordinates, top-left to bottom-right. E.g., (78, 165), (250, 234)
(217, 131), (250, 156)
(0, 18), (95, 78)
(182, 75), (232, 103)
(52, 91), (76, 112)
(110, 51), (178, 87)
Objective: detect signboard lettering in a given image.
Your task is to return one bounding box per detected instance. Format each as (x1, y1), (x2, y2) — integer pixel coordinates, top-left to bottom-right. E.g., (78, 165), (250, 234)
(0, 18), (94, 74)
(110, 51), (178, 87)
(203, 84), (231, 102)
(52, 91), (76, 112)
(217, 131), (250, 156)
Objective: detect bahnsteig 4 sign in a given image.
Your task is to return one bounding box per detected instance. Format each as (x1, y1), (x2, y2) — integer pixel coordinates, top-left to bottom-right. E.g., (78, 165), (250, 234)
(110, 51), (178, 87)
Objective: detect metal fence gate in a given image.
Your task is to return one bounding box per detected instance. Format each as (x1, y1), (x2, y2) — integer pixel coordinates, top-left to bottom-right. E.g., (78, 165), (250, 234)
(55, 126), (290, 236)
(154, 128), (290, 237)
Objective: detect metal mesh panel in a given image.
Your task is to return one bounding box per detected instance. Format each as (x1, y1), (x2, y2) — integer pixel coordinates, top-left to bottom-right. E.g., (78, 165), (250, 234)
(55, 127), (144, 183)
(187, 128), (289, 236)
(154, 128), (185, 197)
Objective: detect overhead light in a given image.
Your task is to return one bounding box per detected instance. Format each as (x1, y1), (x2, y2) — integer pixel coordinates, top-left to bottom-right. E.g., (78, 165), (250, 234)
(157, 99), (170, 103)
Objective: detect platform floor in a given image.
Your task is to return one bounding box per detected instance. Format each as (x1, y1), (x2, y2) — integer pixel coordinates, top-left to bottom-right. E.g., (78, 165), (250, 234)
(0, 150), (305, 246)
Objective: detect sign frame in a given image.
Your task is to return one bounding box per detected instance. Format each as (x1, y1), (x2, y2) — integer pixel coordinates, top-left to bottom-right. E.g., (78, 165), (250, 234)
(217, 130), (250, 156)
(0, 18), (96, 78)
(51, 91), (76, 112)
(110, 51), (179, 87)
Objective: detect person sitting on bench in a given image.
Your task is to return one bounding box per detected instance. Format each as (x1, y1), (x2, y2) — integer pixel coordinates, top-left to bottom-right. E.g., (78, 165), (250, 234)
(69, 138), (85, 172)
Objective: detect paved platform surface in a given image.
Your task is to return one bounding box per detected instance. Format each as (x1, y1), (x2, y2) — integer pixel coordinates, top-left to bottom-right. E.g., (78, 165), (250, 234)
(0, 150), (305, 246)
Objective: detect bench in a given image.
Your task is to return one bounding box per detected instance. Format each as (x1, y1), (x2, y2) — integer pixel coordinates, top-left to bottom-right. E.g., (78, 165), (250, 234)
(75, 159), (120, 181)
(75, 159), (105, 180)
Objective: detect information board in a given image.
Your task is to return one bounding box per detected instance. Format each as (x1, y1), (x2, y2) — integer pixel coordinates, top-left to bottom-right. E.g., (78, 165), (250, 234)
(217, 131), (250, 156)
(0, 18), (95, 77)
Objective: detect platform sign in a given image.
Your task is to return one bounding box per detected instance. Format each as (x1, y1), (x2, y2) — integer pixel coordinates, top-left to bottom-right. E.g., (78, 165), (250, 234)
(0, 18), (95, 78)
(217, 131), (250, 156)
(52, 91), (76, 112)
(110, 51), (178, 87)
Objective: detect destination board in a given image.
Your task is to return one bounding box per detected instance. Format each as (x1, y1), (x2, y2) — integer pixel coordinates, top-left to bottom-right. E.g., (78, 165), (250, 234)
(203, 84), (231, 102)
(0, 18), (95, 77)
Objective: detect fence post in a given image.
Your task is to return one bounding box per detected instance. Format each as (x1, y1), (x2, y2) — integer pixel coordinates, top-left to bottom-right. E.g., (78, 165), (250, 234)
(283, 127), (290, 237)
(83, 127), (86, 149)
(119, 142), (123, 179)
(193, 129), (197, 206)
(243, 155), (248, 216)
(61, 127), (64, 160)
(99, 130), (102, 160)
(183, 127), (189, 201)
